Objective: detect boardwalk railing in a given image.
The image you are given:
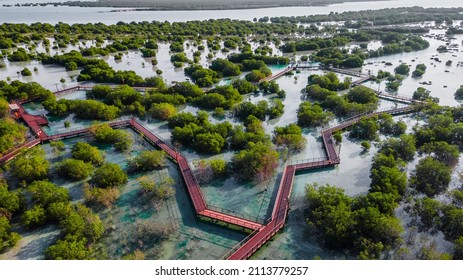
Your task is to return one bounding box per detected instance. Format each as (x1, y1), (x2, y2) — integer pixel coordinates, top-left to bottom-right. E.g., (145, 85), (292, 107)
(0, 138), (41, 164)
(221, 227), (262, 260)
(5, 79), (421, 260)
(206, 204), (269, 225)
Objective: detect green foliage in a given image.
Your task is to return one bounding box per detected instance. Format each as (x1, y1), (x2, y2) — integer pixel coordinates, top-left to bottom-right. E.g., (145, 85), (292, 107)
(361, 141), (371, 151)
(20, 67), (32, 76)
(369, 154), (407, 200)
(139, 176), (175, 201)
(0, 180), (20, 218)
(22, 205), (47, 228)
(412, 63), (427, 77)
(194, 132), (226, 154)
(209, 159), (227, 177)
(184, 64), (221, 87)
(346, 86), (379, 104)
(394, 63), (410, 75)
(420, 141), (460, 166)
(350, 116), (379, 141)
(412, 197), (442, 232)
(233, 100), (271, 121)
(93, 124), (133, 152)
(245, 69), (268, 82)
(306, 184), (403, 259)
(90, 163), (128, 189)
(44, 98), (120, 120)
(8, 48), (32, 62)
(195, 85), (242, 110)
(455, 85), (463, 100)
(0, 217), (21, 252)
(297, 101), (332, 127)
(379, 134), (416, 162)
(27, 180), (70, 208)
(45, 234), (94, 260)
(0, 117), (27, 154)
(56, 158), (93, 180)
(273, 123), (307, 151)
(310, 47), (364, 68)
(170, 111), (232, 154)
(71, 142), (104, 166)
(128, 150), (166, 172)
(232, 142), (279, 182)
(150, 102), (176, 120)
(168, 82), (205, 100)
(410, 156), (452, 197)
(210, 58), (241, 77)
(60, 204), (104, 243)
(305, 84), (378, 118)
(231, 78), (257, 94)
(11, 147), (50, 182)
(378, 114), (407, 136)
(308, 72), (351, 91)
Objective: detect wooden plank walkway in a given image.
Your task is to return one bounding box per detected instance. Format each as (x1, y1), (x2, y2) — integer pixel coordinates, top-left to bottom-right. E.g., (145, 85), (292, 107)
(4, 77), (421, 260)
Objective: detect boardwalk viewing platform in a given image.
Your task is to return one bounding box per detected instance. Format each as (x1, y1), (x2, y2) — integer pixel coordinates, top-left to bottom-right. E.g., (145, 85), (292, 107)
(1, 70), (420, 260)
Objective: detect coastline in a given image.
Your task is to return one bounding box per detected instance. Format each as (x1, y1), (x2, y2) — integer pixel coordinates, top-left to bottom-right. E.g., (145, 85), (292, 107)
(7, 0), (384, 11)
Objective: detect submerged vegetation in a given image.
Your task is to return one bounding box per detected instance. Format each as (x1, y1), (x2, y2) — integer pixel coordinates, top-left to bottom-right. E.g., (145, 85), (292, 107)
(1, 5), (463, 260)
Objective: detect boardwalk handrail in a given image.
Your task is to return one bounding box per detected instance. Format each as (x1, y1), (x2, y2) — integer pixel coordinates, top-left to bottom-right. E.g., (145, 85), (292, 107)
(289, 157), (327, 166)
(206, 204), (269, 225)
(221, 227), (262, 260)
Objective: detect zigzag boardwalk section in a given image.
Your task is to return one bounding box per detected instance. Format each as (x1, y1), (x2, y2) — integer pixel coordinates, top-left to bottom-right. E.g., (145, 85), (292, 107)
(226, 105), (417, 259)
(129, 118), (262, 231)
(3, 77), (420, 259)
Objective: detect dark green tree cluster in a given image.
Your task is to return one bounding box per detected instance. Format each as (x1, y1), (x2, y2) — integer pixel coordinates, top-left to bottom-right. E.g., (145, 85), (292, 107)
(377, 113), (407, 136)
(233, 100), (284, 121)
(412, 63), (427, 77)
(45, 204), (104, 259)
(394, 63), (410, 75)
(305, 184), (403, 259)
(0, 80), (53, 101)
(195, 85), (242, 110)
(0, 180), (21, 252)
(297, 102), (333, 127)
(127, 150), (166, 173)
(22, 180), (70, 228)
(273, 123), (306, 152)
(92, 124), (133, 152)
(231, 79), (258, 95)
(350, 116), (379, 141)
(11, 147), (50, 182)
(55, 158), (93, 181)
(232, 141), (279, 182)
(185, 64), (220, 87)
(310, 47), (365, 68)
(412, 196), (463, 259)
(455, 85), (463, 100)
(71, 142), (105, 166)
(258, 80), (285, 96)
(210, 58), (241, 77)
(307, 72), (351, 91)
(0, 117), (27, 154)
(169, 111), (232, 154)
(305, 84), (379, 118)
(43, 98), (120, 120)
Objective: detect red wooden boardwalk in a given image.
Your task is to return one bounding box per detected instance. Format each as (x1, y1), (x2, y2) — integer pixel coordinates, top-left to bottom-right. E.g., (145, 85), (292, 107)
(4, 80), (421, 259)
(0, 138), (41, 164)
(260, 67), (296, 83)
(129, 118), (262, 230)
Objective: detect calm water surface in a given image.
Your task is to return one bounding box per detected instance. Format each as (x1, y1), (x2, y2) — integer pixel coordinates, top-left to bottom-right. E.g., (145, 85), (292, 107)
(0, 0), (462, 24)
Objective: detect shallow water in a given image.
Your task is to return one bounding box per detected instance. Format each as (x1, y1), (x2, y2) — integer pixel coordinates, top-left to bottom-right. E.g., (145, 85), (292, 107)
(0, 0), (461, 24)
